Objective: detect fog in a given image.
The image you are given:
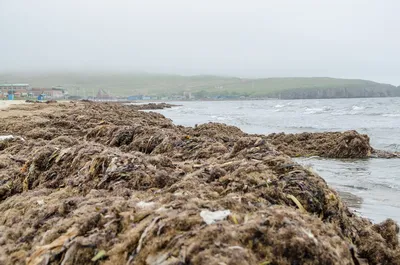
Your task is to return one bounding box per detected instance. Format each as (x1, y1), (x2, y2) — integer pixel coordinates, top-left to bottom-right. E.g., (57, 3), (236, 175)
(1, 0), (399, 84)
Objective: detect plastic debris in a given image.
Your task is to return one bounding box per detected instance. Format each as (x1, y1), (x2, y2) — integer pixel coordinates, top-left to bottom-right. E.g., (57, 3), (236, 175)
(0, 135), (14, 141)
(200, 210), (231, 225)
(136, 201), (156, 209)
(91, 250), (107, 262)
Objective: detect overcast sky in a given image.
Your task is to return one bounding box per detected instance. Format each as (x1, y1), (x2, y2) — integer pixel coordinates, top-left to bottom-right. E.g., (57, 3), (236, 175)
(0, 0), (399, 84)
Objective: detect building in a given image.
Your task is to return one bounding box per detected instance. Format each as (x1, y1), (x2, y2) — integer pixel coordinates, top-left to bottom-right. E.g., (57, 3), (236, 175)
(127, 95), (143, 101)
(183, 91), (193, 99)
(0, 84), (29, 97)
(172, 95), (184, 100)
(0, 83), (67, 99)
(44, 89), (64, 99)
(30, 88), (65, 99)
(95, 88), (115, 100)
(0, 84), (30, 99)
(12, 89), (28, 97)
(0, 84), (29, 91)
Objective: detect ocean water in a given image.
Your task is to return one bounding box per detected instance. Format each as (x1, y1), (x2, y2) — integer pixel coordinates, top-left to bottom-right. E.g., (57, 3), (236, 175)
(153, 98), (400, 223)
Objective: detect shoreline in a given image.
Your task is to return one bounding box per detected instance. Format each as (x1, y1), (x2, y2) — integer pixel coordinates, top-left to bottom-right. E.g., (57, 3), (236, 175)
(87, 95), (400, 103)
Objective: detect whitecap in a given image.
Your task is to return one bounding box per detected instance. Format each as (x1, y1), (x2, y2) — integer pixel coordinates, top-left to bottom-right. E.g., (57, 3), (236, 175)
(382, 113), (400, 117)
(304, 107), (324, 114)
(352, 105), (365, 111)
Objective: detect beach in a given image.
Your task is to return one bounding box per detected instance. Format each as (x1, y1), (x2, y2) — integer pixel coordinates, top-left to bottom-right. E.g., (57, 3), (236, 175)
(0, 100), (27, 110)
(0, 101), (399, 264)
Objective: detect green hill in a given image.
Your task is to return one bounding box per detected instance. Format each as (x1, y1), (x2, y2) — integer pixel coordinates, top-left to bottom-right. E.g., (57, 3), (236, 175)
(0, 72), (398, 99)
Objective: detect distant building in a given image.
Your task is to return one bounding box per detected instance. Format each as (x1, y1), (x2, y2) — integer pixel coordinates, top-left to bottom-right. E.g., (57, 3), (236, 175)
(30, 88), (44, 97)
(0, 84), (29, 97)
(30, 88), (65, 99)
(44, 89), (64, 99)
(172, 95), (184, 100)
(0, 84), (30, 91)
(12, 89), (28, 97)
(0, 84), (67, 99)
(127, 95), (143, 101)
(183, 91), (193, 99)
(96, 88), (115, 100)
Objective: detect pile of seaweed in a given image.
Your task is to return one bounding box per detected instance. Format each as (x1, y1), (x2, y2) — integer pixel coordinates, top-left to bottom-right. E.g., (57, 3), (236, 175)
(266, 131), (372, 158)
(127, 102), (179, 110)
(23, 101), (177, 110)
(0, 102), (399, 265)
(267, 131), (400, 159)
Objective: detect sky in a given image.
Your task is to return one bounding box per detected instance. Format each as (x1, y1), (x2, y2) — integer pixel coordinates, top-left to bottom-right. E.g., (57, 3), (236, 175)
(0, 0), (399, 85)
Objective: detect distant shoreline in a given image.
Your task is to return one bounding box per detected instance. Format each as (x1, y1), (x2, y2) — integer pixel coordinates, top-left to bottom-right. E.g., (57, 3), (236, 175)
(88, 96), (400, 104)
(2, 74), (399, 100)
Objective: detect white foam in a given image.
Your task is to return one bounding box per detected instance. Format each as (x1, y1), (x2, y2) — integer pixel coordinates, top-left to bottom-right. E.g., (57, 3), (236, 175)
(352, 105), (365, 111)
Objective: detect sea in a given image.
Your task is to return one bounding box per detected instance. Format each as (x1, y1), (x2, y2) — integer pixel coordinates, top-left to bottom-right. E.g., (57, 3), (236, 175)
(150, 97), (400, 224)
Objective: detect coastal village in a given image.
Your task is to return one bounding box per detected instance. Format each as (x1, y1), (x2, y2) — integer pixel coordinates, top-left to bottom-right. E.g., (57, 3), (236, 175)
(0, 83), (249, 101)
(0, 84), (67, 100)
(0, 83), (194, 101)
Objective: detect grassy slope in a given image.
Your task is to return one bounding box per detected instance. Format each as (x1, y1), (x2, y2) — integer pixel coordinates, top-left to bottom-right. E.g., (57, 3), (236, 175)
(0, 72), (395, 97)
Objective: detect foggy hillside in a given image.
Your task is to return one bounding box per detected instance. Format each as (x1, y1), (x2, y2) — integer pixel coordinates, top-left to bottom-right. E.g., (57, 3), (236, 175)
(1, 72), (398, 99)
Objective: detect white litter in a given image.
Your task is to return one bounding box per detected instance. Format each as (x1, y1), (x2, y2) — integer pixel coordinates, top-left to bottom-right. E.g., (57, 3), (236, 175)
(200, 209), (231, 225)
(136, 201), (156, 209)
(0, 135), (14, 141)
(0, 135), (25, 142)
(300, 227), (318, 245)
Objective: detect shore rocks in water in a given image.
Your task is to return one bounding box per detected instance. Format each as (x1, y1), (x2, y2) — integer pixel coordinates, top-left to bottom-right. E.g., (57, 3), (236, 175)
(0, 102), (399, 264)
(128, 102), (179, 110)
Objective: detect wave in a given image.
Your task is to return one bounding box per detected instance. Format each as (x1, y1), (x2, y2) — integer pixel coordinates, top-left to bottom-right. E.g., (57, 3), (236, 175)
(384, 143), (400, 151)
(331, 110), (384, 117)
(330, 111), (348, 116)
(352, 105), (366, 111)
(210, 115), (228, 121)
(284, 125), (321, 130)
(382, 113), (400, 117)
(352, 106), (364, 111)
(304, 106), (332, 114)
(369, 182), (400, 192)
(341, 184), (369, 191)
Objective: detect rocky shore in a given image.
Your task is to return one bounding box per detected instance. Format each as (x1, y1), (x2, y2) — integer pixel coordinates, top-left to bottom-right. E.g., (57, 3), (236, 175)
(0, 102), (399, 265)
